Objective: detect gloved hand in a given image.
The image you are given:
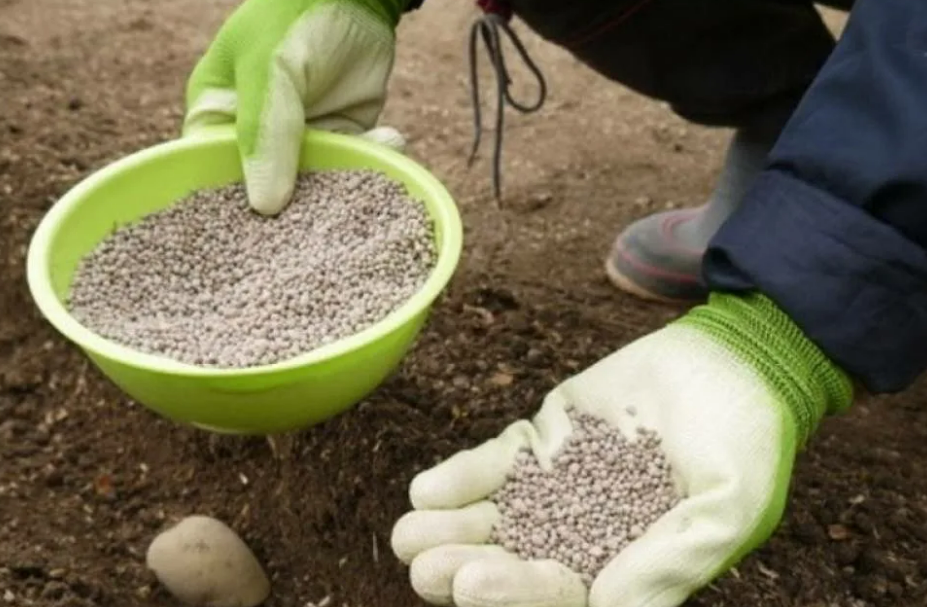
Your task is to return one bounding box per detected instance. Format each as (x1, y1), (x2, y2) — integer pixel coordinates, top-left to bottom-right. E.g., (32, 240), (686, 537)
(390, 292), (853, 607)
(183, 0), (414, 215)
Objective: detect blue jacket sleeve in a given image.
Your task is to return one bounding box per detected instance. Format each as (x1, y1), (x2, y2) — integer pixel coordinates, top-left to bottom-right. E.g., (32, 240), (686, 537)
(703, 0), (927, 394)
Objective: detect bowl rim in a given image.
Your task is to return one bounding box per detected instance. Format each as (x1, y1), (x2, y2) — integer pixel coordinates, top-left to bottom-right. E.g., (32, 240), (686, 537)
(25, 127), (464, 377)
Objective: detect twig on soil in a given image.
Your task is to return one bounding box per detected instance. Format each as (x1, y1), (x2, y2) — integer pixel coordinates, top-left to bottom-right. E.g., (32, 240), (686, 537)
(234, 503), (251, 529)
(756, 562), (780, 580)
(266, 436), (279, 459)
(372, 533), (379, 564)
(462, 303), (495, 325)
(68, 358), (90, 402)
(305, 595), (332, 607)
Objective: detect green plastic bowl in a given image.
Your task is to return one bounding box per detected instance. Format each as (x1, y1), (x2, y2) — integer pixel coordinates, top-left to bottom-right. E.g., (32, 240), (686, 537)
(26, 127), (463, 435)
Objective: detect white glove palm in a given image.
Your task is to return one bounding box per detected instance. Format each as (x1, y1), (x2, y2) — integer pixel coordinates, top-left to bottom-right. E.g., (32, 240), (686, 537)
(183, 0), (411, 215)
(391, 293), (852, 607)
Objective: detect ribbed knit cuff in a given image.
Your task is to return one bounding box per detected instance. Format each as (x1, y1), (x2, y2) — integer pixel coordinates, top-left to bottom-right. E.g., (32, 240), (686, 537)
(675, 291), (854, 447)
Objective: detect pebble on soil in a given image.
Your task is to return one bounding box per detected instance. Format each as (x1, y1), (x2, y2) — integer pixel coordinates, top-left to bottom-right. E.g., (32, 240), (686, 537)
(146, 515), (270, 607)
(67, 169), (437, 368)
(489, 407), (680, 586)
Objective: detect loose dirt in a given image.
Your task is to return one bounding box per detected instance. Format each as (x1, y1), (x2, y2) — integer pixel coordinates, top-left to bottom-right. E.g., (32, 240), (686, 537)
(1, 1), (924, 606)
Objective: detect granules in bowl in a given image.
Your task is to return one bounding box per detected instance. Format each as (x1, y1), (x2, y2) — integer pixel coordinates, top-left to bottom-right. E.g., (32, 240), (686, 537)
(67, 169), (436, 368)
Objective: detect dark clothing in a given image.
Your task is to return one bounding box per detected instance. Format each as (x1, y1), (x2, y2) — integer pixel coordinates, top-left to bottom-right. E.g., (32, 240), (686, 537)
(504, 0), (927, 393)
(705, 0), (927, 393)
(507, 0), (841, 128)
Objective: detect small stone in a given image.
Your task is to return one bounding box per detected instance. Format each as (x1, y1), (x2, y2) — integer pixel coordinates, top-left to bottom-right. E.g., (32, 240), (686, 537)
(146, 515), (270, 607)
(490, 372), (514, 387)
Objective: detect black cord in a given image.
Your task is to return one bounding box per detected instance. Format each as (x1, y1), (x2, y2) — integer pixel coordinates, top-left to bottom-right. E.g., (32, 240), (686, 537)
(467, 13), (547, 200)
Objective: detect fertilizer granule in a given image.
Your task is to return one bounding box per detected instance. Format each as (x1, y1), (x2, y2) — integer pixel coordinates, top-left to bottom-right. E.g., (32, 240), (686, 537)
(489, 408), (681, 586)
(67, 169), (436, 368)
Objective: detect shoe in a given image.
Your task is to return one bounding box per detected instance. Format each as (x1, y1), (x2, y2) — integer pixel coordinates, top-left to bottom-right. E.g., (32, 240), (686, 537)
(605, 209), (710, 303)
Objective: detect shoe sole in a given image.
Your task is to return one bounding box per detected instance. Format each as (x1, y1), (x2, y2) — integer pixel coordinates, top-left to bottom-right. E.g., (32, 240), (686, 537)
(604, 255), (705, 305)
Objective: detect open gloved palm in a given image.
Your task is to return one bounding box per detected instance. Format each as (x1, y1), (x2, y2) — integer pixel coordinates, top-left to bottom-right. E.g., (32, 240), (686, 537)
(391, 292), (852, 607)
(183, 0), (411, 215)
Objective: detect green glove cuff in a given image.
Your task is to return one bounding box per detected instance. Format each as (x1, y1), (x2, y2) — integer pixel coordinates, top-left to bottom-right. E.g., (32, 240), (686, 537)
(676, 291), (853, 447)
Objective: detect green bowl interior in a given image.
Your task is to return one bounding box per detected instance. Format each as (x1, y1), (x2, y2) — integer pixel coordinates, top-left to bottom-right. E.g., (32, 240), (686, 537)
(27, 128), (463, 377)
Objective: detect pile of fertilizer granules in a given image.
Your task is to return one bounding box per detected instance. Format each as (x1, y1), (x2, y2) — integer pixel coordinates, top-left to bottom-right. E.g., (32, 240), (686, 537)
(67, 169), (436, 368)
(489, 408), (681, 587)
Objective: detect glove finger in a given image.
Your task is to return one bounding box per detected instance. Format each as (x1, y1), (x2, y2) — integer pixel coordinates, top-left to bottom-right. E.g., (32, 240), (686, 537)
(409, 545), (519, 606)
(409, 422), (529, 511)
(452, 558), (587, 607)
(410, 399), (573, 511)
(235, 51), (306, 216)
(391, 501), (499, 565)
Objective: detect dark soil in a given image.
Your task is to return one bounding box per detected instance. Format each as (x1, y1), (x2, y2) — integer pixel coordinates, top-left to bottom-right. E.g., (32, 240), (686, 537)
(1, 2), (925, 606)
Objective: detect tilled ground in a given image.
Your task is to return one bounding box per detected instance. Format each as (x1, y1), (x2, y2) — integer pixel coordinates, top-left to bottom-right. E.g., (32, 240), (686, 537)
(1, 1), (925, 606)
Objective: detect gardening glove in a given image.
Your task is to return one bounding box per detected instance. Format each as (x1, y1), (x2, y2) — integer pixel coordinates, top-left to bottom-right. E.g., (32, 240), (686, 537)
(390, 291), (853, 607)
(183, 0), (415, 216)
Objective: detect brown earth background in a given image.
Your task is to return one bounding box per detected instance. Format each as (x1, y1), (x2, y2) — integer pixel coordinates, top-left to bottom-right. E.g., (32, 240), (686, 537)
(1, 1), (926, 606)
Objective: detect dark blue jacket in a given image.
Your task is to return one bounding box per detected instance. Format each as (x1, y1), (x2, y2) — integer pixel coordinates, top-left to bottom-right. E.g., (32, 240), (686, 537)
(704, 0), (927, 393)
